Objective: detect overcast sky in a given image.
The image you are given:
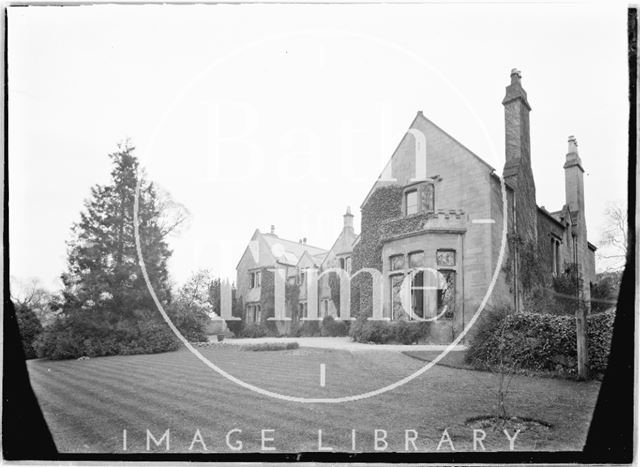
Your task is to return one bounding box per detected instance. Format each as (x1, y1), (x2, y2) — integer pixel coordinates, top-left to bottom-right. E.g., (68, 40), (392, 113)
(9, 2), (629, 290)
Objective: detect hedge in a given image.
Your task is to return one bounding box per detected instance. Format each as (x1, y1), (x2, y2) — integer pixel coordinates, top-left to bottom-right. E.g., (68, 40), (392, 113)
(292, 320), (321, 337)
(239, 323), (273, 338)
(320, 316), (349, 337)
(465, 307), (615, 377)
(349, 318), (431, 344)
(240, 342), (299, 351)
(35, 317), (181, 360)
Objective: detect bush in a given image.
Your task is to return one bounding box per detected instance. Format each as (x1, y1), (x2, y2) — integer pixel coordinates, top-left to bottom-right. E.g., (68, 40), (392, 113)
(465, 306), (616, 377)
(34, 315), (181, 360)
(167, 303), (209, 343)
(240, 342), (299, 351)
(15, 303), (44, 359)
(349, 317), (430, 344)
(292, 320), (321, 337)
(225, 320), (243, 337)
(239, 323), (270, 338)
(321, 316), (349, 337)
(587, 310), (615, 374)
(393, 320), (431, 344)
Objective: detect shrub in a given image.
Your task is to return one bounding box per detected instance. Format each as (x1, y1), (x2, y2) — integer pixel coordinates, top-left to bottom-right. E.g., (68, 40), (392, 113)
(587, 310), (616, 374)
(349, 317), (430, 344)
(34, 316), (180, 360)
(240, 342), (299, 351)
(239, 323), (270, 338)
(393, 320), (431, 344)
(321, 316), (349, 337)
(263, 319), (280, 336)
(167, 303), (209, 343)
(225, 320), (243, 337)
(465, 307), (616, 377)
(14, 303), (44, 359)
(292, 320), (321, 337)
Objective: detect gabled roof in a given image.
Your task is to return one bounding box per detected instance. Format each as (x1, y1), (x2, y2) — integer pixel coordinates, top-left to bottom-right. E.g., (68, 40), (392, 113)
(538, 206), (566, 228)
(261, 233), (327, 267)
(297, 250), (326, 268)
(236, 229), (329, 270)
(360, 111), (497, 208)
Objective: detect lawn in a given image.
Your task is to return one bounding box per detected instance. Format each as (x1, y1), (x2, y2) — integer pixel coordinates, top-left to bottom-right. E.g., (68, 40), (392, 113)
(27, 346), (601, 453)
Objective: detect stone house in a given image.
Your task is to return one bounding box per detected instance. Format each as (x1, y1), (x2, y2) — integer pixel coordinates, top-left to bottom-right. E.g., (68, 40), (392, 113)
(234, 69), (596, 341)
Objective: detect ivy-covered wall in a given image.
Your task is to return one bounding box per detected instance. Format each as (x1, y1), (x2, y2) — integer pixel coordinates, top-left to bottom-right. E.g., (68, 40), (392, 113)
(259, 268), (275, 321)
(351, 185), (403, 316)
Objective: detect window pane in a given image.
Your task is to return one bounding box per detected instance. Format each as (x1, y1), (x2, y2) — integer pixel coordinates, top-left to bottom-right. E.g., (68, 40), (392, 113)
(390, 254), (405, 271)
(390, 274), (406, 319)
(411, 271), (424, 318)
(436, 250), (456, 267)
(419, 183), (435, 212)
(408, 251), (424, 268)
(437, 270), (456, 319)
(406, 190), (418, 215)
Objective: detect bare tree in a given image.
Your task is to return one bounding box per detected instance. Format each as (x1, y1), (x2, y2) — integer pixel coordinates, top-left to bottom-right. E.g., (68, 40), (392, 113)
(9, 276), (58, 326)
(178, 269), (214, 310)
(155, 184), (191, 239)
(598, 200), (628, 271)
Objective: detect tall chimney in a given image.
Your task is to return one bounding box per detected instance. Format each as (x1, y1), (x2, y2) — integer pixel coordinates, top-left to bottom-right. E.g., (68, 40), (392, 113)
(270, 225), (275, 235)
(564, 135), (585, 215)
(343, 206), (354, 232)
(503, 68), (532, 167)
(563, 135), (590, 310)
(502, 68), (537, 242)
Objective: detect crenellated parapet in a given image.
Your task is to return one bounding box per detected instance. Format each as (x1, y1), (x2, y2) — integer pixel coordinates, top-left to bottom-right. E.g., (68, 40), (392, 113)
(380, 209), (467, 242)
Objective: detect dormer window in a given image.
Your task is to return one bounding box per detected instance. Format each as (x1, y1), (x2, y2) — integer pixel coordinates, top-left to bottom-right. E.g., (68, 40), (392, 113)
(339, 256), (352, 274)
(405, 189), (418, 215)
(249, 270), (261, 288)
(403, 182), (435, 216)
(298, 269), (306, 286)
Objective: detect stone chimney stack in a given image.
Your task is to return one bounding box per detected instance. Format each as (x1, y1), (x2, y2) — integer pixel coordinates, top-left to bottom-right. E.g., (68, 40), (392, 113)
(270, 225), (276, 235)
(564, 135), (585, 215)
(502, 68), (537, 242)
(563, 135), (590, 309)
(343, 206), (354, 232)
(503, 68), (532, 168)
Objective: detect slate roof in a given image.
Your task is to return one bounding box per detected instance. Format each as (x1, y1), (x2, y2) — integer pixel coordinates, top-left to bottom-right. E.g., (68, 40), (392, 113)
(261, 233), (328, 266)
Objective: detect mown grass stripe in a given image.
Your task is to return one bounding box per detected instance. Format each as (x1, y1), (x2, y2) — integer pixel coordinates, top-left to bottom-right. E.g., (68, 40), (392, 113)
(31, 360), (372, 452)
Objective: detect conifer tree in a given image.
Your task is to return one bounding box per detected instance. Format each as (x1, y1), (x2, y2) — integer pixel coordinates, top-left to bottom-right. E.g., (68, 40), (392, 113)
(36, 143), (187, 359)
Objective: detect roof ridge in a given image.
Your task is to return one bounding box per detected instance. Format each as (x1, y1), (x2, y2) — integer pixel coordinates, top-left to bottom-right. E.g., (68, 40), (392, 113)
(263, 233), (328, 252)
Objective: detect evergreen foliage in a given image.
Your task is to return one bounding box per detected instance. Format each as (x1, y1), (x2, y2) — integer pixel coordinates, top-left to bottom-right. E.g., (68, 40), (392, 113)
(35, 143), (193, 359)
(465, 306), (615, 377)
(349, 316), (430, 344)
(15, 303), (44, 359)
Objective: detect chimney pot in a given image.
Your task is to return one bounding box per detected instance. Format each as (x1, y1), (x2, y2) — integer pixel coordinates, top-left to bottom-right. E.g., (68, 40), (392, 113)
(303, 237), (307, 244)
(343, 206), (354, 230)
(270, 225), (275, 235)
(567, 135), (579, 155)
